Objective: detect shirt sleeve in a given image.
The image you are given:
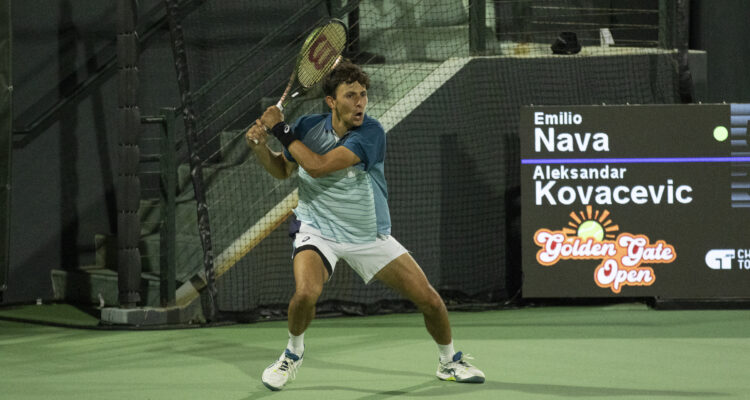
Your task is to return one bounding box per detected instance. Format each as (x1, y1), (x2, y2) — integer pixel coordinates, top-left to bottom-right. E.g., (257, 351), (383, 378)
(342, 119), (386, 171)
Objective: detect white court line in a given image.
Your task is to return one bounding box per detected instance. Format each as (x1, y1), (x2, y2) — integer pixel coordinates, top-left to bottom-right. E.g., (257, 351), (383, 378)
(379, 57), (471, 132)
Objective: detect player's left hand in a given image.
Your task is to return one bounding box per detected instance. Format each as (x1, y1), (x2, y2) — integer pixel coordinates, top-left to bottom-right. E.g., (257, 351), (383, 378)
(260, 105), (284, 130)
(245, 119), (268, 148)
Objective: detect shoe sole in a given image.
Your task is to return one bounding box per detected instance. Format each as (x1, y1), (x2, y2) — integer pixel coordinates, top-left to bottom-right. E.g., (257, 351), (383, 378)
(262, 381), (283, 391)
(437, 375), (485, 383)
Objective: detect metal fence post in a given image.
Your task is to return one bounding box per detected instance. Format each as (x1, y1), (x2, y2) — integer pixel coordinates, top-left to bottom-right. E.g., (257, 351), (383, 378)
(658, 0), (674, 49)
(0, 0), (11, 301)
(470, 0), (486, 55)
(159, 107), (177, 306)
(116, 0), (142, 307)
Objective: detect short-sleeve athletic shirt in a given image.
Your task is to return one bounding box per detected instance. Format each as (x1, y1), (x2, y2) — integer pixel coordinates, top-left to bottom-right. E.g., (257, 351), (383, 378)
(283, 113), (390, 244)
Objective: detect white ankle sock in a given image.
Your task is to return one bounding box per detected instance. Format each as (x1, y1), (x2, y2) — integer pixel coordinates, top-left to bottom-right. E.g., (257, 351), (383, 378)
(287, 331), (305, 356)
(437, 340), (455, 363)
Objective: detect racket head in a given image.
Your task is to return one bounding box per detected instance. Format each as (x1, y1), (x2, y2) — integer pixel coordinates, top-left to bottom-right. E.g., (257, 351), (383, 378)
(276, 19), (347, 111)
(294, 19), (347, 89)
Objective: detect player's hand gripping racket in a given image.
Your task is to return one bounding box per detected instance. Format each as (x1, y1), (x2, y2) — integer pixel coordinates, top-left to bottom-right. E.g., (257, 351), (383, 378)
(276, 19), (347, 112)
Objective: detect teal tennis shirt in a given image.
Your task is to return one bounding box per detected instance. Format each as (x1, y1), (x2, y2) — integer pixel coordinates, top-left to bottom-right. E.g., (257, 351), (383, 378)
(283, 113), (391, 243)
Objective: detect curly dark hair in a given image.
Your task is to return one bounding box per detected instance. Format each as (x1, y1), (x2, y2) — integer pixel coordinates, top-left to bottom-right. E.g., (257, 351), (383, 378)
(322, 59), (370, 98)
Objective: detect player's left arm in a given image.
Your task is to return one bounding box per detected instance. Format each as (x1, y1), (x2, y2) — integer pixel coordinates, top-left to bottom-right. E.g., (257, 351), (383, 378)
(260, 106), (385, 178)
(259, 105), (362, 177)
(285, 142), (360, 178)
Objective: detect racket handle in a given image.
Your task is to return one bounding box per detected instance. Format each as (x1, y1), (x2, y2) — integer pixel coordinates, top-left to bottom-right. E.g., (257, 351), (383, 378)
(254, 99), (283, 143)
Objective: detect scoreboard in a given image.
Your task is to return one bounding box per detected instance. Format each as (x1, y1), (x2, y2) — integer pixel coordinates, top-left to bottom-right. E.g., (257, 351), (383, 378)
(521, 104), (750, 298)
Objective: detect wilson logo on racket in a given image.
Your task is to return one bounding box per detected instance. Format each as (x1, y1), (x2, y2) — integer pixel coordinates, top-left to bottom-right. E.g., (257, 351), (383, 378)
(533, 205), (676, 293)
(308, 34), (338, 70)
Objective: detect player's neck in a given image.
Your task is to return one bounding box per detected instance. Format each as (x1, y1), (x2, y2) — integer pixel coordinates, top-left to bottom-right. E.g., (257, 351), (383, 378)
(331, 117), (350, 138)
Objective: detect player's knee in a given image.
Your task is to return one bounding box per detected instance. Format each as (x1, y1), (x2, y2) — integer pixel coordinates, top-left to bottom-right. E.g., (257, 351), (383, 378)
(417, 290), (446, 316)
(294, 284), (322, 306)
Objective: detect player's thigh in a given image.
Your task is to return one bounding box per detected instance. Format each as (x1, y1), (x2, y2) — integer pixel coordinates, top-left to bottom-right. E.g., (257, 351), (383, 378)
(293, 250), (330, 295)
(374, 253), (439, 304)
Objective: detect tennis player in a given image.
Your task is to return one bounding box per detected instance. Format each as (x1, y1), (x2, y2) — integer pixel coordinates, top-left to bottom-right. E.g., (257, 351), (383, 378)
(246, 60), (484, 391)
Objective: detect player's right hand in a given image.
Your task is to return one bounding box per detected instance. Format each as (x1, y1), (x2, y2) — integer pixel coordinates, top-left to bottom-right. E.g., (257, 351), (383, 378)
(261, 105), (284, 130)
(245, 119), (268, 148)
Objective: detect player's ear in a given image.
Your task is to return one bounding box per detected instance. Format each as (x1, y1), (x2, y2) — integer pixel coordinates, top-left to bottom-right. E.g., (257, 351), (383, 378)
(325, 95), (335, 109)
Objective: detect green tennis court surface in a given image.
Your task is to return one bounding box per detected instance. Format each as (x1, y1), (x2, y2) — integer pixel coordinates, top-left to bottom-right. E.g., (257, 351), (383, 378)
(2, 303), (749, 399)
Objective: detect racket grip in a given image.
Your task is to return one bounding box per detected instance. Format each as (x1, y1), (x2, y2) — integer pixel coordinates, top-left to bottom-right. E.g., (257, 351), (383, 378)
(275, 100), (284, 112)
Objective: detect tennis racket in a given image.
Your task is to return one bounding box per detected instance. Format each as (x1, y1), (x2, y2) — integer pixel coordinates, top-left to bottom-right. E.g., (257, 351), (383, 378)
(276, 18), (348, 112)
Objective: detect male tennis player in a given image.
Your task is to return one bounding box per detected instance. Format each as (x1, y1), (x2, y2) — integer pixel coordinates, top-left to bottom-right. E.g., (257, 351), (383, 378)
(246, 60), (484, 391)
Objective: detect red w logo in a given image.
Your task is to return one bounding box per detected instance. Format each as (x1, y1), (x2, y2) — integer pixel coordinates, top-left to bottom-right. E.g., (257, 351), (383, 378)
(308, 34), (337, 70)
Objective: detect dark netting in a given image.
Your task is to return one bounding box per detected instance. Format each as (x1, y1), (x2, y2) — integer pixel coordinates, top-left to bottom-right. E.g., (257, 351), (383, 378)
(150, 0), (690, 319)
(493, 0), (663, 47)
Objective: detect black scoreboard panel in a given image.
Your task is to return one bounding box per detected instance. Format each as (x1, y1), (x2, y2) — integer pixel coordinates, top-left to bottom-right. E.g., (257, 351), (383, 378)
(520, 104), (750, 298)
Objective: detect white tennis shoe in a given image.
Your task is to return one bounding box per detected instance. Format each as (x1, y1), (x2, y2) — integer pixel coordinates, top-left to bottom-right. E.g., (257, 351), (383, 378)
(436, 352), (485, 383)
(262, 349), (303, 391)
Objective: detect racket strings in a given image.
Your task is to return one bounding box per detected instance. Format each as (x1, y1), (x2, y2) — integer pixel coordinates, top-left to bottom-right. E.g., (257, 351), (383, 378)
(295, 22), (347, 89)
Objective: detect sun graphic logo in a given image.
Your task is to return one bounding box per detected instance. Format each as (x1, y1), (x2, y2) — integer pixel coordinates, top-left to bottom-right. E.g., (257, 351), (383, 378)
(533, 206), (676, 294)
(562, 206), (619, 241)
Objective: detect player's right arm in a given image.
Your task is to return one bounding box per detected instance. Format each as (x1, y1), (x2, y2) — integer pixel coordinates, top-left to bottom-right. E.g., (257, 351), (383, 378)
(245, 119), (297, 179)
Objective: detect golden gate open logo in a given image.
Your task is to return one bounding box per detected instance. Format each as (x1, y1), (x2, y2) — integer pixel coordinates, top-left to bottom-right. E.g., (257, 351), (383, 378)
(533, 205), (676, 293)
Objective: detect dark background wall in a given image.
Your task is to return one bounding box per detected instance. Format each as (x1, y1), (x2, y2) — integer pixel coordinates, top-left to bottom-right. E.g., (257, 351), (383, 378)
(689, 0), (750, 103)
(3, 0), (750, 304)
(6, 0), (172, 303)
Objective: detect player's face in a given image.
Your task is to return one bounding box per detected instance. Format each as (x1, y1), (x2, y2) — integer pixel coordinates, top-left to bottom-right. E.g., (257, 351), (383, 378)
(329, 81), (368, 131)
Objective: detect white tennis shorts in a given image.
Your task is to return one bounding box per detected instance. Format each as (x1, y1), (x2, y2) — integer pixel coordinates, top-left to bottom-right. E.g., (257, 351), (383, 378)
(292, 223), (409, 284)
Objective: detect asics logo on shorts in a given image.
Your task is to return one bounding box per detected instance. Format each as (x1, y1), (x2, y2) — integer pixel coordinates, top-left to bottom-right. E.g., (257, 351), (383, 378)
(301, 236), (311, 243)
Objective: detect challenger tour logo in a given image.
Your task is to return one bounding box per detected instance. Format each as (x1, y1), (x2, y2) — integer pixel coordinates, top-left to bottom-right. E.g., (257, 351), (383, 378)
(533, 206), (676, 293)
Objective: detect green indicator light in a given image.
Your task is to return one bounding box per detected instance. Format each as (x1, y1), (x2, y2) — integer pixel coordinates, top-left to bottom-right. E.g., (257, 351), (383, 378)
(713, 126), (729, 142)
